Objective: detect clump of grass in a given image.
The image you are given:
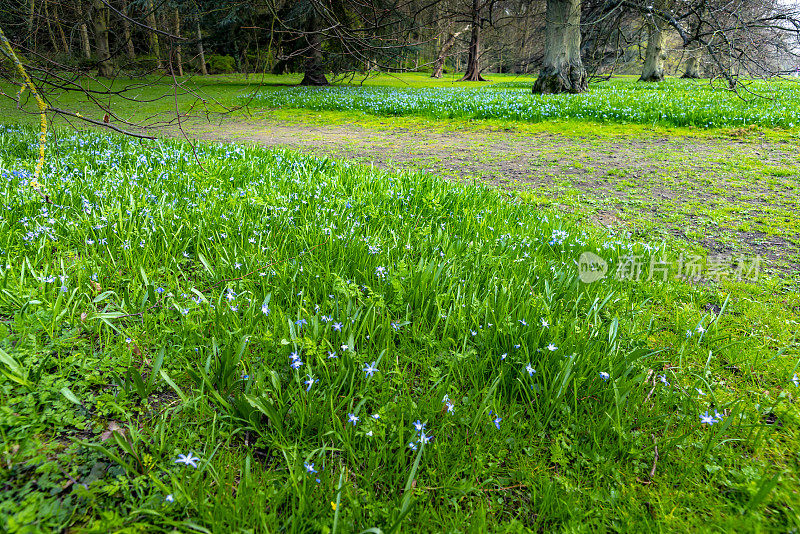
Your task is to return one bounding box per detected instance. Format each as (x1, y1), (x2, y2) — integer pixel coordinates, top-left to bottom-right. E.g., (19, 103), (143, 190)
(244, 78), (800, 129)
(0, 125), (798, 531)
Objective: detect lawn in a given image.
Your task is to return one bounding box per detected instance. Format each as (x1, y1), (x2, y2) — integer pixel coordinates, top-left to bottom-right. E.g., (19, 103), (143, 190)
(1, 74), (799, 532)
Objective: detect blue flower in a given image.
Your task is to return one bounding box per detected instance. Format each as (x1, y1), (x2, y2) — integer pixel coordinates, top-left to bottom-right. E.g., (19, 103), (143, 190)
(174, 452), (200, 468)
(363, 362), (379, 377)
(304, 375), (317, 392)
(493, 415), (502, 429)
(304, 462), (317, 474)
(699, 411), (716, 425)
(599, 372), (610, 381)
(332, 322), (343, 331)
(348, 413), (359, 425)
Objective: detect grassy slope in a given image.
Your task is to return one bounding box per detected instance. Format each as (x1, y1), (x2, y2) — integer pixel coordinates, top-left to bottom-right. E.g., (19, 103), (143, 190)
(0, 74), (798, 532)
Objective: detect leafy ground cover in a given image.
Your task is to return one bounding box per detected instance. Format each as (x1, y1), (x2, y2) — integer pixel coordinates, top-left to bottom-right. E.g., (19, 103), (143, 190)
(1, 124), (799, 532)
(244, 77), (800, 129)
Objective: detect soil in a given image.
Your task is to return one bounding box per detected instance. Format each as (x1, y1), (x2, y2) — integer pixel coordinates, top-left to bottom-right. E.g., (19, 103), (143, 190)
(177, 116), (800, 275)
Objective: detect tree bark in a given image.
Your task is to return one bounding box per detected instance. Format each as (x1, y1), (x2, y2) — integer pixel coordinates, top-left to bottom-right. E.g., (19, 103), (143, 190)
(44, 0), (60, 53)
(682, 52), (701, 78)
(77, 2), (92, 60)
(55, 1), (69, 54)
(532, 0), (587, 94)
(146, 0), (163, 69)
(639, 16), (667, 82)
(272, 58), (288, 75)
(300, 14), (329, 86)
(26, 0), (36, 46)
(92, 0), (113, 77)
(681, 14), (703, 78)
(432, 26), (468, 78)
(120, 0), (135, 60)
(460, 0), (486, 81)
(173, 8), (183, 76)
(196, 17), (207, 75)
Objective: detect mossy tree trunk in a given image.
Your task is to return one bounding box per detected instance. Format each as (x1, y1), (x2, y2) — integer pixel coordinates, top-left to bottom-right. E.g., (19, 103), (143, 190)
(77, 2), (92, 59)
(173, 8), (183, 76)
(120, 0), (135, 60)
(146, 0), (163, 69)
(532, 0), (587, 94)
(681, 13), (703, 79)
(639, 17), (667, 82)
(196, 17), (207, 75)
(92, 0), (112, 77)
(682, 50), (701, 78)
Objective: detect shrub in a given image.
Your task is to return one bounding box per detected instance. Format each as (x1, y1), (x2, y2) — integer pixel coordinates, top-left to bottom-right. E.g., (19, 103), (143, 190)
(206, 55), (236, 74)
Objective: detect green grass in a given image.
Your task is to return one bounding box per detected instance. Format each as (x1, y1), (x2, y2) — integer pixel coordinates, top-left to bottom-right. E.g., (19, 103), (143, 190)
(1, 124), (799, 532)
(5, 73), (800, 138)
(244, 77), (800, 130)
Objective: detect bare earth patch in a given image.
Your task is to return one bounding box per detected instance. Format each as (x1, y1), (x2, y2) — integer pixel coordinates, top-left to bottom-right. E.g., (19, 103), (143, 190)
(182, 116), (800, 275)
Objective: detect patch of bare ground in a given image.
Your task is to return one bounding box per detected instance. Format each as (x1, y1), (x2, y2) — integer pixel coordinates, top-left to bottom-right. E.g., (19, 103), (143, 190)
(181, 117), (800, 274)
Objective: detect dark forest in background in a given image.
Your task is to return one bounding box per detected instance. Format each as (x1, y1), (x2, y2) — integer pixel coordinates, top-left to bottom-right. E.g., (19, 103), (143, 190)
(2, 0), (799, 94)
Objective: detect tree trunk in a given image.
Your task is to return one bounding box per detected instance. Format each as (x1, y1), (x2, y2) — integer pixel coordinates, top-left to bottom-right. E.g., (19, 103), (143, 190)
(44, 0), (60, 53)
(146, 0), (163, 69)
(55, 2), (69, 54)
(682, 53), (701, 79)
(26, 0), (36, 46)
(77, 2), (92, 59)
(92, 0), (112, 76)
(173, 8), (183, 76)
(460, 0), (486, 81)
(196, 17), (207, 75)
(120, 0), (135, 60)
(272, 58), (287, 75)
(639, 17), (667, 82)
(300, 15), (329, 86)
(533, 0), (586, 93)
(432, 26), (467, 78)
(681, 14), (703, 79)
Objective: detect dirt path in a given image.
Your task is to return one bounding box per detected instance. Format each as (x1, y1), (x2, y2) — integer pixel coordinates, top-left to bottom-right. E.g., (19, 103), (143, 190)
(184, 117), (800, 276)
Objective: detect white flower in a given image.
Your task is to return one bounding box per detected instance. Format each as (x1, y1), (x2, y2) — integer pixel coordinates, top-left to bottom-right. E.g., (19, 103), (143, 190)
(547, 343), (557, 351)
(174, 453), (201, 468)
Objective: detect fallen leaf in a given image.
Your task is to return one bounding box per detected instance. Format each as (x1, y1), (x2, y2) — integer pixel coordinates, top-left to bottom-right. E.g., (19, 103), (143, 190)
(100, 421), (124, 442)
